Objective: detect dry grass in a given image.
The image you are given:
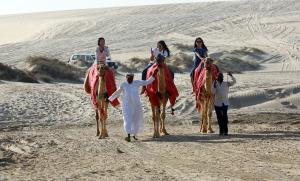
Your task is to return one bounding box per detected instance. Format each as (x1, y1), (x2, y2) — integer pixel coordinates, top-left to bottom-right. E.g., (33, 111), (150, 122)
(168, 53), (194, 73)
(172, 43), (193, 52)
(25, 56), (84, 83)
(118, 57), (149, 72)
(214, 57), (260, 73)
(0, 62), (38, 83)
(120, 54), (194, 73)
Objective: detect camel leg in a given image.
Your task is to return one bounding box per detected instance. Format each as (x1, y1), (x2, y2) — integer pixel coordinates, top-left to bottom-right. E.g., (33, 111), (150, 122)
(207, 96), (214, 133)
(98, 109), (104, 139)
(151, 104), (160, 138)
(103, 102), (109, 137)
(201, 100), (208, 133)
(200, 100), (206, 133)
(95, 109), (100, 136)
(98, 101), (106, 139)
(160, 97), (169, 135)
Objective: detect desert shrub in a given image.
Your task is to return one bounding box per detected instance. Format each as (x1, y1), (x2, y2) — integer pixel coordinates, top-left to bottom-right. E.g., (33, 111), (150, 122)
(172, 43), (193, 52)
(0, 62), (38, 83)
(118, 57), (149, 72)
(25, 56), (84, 83)
(214, 57), (260, 73)
(168, 53), (194, 73)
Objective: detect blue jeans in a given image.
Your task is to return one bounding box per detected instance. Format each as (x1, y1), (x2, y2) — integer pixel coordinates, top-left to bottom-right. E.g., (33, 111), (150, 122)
(141, 63), (154, 80)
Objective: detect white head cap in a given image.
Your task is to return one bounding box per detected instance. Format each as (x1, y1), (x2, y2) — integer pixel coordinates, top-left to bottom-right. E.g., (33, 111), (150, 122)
(126, 72), (134, 77)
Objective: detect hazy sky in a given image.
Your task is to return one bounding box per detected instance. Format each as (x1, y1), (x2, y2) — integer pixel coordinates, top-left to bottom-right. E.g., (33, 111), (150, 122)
(0, 0), (236, 15)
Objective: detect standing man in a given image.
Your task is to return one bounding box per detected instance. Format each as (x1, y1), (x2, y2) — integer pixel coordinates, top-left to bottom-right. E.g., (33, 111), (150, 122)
(108, 70), (157, 142)
(212, 72), (236, 136)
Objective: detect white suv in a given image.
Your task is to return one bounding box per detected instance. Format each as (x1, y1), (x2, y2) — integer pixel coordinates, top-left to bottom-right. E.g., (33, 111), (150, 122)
(68, 53), (118, 69)
(68, 54), (95, 64)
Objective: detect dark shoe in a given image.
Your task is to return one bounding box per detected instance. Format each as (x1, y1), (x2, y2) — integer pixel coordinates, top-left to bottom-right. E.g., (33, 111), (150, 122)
(224, 133), (228, 136)
(125, 137), (131, 142)
(133, 136), (138, 140)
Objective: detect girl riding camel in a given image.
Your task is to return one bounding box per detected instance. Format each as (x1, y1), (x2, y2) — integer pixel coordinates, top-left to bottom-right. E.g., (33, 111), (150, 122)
(190, 37), (208, 85)
(95, 37), (111, 65)
(141, 40), (172, 94)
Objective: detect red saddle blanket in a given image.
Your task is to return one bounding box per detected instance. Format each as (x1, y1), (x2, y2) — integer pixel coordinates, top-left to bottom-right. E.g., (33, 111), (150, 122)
(87, 64), (120, 109)
(145, 63), (179, 106)
(193, 62), (219, 110)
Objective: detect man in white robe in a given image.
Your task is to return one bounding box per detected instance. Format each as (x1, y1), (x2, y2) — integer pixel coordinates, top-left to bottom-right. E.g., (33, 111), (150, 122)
(108, 71), (157, 142)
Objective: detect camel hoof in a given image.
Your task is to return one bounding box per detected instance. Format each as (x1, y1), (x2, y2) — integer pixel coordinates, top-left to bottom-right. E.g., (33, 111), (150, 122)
(104, 132), (109, 137)
(208, 129), (214, 133)
(99, 134), (105, 139)
(153, 133), (160, 138)
(201, 129), (208, 133)
(161, 131), (170, 136)
(96, 132), (100, 136)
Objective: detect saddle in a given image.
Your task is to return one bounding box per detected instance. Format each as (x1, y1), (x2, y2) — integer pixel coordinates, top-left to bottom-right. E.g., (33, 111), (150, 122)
(145, 63), (179, 106)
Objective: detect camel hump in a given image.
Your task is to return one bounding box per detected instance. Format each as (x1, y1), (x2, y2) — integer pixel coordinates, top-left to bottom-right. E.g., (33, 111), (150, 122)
(83, 72), (91, 94)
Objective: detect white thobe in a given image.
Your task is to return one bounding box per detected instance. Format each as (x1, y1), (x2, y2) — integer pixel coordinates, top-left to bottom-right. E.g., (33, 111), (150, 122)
(108, 76), (155, 134)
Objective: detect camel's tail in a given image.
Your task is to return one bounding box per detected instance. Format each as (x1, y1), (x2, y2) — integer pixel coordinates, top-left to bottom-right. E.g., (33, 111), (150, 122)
(83, 72), (91, 94)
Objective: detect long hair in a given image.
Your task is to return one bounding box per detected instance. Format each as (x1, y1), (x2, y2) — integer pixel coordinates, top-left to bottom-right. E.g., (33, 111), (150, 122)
(158, 40), (170, 57)
(194, 37), (208, 51)
(98, 37), (105, 46)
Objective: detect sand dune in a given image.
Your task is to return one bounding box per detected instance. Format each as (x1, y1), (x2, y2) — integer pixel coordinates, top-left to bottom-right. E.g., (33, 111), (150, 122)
(0, 0), (300, 180)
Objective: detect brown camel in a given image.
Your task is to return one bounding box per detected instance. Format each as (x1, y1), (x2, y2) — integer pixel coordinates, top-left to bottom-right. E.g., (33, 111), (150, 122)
(84, 63), (109, 139)
(198, 58), (215, 133)
(149, 56), (171, 138)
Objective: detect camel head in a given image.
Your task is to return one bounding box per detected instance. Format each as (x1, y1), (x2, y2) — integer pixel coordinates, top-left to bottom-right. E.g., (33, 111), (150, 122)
(97, 63), (106, 77)
(156, 54), (165, 68)
(204, 57), (213, 69)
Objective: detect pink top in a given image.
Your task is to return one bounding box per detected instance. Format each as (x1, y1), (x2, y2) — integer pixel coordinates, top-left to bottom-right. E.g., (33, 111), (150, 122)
(95, 46), (111, 64)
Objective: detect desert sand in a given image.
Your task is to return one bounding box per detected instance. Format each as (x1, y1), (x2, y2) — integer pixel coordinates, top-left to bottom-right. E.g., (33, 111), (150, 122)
(0, 0), (300, 180)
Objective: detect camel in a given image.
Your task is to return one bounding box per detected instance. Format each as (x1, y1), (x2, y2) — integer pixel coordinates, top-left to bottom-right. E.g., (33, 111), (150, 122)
(147, 56), (174, 138)
(196, 58), (216, 133)
(84, 63), (109, 139)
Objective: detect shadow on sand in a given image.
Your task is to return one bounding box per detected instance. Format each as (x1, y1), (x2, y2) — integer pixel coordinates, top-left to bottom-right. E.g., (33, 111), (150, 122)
(142, 130), (300, 143)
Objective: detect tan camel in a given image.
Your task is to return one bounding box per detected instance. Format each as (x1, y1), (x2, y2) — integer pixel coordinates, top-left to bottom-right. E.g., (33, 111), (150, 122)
(149, 57), (170, 138)
(198, 58), (215, 133)
(84, 64), (109, 139)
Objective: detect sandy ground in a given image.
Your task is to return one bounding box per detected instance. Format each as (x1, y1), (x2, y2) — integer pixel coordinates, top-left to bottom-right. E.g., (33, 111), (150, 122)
(1, 0), (300, 180)
(1, 73), (300, 180)
(0, 114), (299, 180)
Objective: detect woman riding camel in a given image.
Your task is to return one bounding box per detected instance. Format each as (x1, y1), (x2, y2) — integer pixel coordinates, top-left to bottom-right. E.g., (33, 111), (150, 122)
(95, 37), (111, 65)
(190, 37), (208, 84)
(141, 40), (171, 94)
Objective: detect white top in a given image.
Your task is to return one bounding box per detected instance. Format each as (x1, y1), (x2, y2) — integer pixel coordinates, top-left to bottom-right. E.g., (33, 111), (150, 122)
(95, 46), (111, 64)
(150, 48), (169, 63)
(212, 75), (236, 107)
(108, 76), (155, 134)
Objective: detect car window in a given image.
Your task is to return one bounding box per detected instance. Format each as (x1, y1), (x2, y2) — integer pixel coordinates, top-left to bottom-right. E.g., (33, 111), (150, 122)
(86, 55), (93, 61)
(79, 55), (85, 61)
(72, 55), (78, 60)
